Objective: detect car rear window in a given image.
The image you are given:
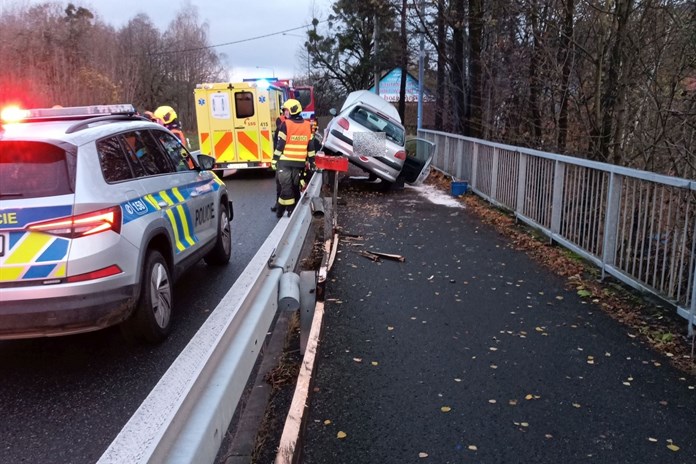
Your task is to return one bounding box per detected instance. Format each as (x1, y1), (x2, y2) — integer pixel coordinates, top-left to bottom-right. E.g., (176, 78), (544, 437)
(0, 141), (74, 199)
(349, 107), (404, 145)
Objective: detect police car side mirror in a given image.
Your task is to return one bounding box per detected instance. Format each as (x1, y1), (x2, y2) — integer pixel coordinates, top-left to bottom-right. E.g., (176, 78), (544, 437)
(329, 108), (337, 116)
(197, 154), (215, 170)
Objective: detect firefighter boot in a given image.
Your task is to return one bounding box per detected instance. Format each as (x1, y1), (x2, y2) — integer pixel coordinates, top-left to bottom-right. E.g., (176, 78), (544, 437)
(270, 204), (277, 212)
(286, 207), (294, 217)
(275, 204), (285, 219)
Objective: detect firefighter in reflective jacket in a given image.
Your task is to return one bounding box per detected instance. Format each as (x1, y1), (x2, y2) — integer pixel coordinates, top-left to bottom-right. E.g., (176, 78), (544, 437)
(272, 99), (315, 218)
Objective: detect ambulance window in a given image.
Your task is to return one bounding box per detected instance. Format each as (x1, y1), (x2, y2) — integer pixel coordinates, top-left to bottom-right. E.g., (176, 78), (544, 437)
(235, 91), (255, 118)
(0, 141), (73, 199)
(97, 136), (135, 182)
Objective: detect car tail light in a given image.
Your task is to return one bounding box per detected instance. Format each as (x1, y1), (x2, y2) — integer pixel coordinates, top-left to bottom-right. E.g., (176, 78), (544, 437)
(394, 150), (406, 160)
(28, 206), (122, 238)
(337, 117), (350, 130)
(66, 264), (123, 283)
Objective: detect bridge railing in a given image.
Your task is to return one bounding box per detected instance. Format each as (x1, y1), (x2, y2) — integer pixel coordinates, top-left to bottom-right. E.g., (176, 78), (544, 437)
(419, 129), (696, 332)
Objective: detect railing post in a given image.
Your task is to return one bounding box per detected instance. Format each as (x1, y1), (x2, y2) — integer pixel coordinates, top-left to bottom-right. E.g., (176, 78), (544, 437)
(601, 172), (623, 281)
(551, 161), (566, 235)
(471, 143), (479, 191)
(516, 152), (527, 216)
(455, 138), (463, 180)
(491, 147), (499, 202)
(443, 136), (451, 174)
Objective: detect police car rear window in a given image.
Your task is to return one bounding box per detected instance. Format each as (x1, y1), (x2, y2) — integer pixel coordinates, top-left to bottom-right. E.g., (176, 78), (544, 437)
(0, 141), (73, 199)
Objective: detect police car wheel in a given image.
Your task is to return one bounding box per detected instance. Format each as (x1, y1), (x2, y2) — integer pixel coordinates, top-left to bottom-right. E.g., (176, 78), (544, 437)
(204, 204), (232, 265)
(122, 250), (173, 343)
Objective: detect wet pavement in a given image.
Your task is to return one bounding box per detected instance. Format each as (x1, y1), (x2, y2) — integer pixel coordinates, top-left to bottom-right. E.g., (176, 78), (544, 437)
(302, 179), (695, 464)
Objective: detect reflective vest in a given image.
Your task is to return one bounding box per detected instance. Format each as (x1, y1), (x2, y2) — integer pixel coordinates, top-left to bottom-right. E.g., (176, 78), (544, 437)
(280, 119), (312, 162)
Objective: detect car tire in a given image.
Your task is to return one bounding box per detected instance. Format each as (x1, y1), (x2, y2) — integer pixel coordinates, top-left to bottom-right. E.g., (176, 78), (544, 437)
(121, 250), (173, 344)
(204, 204), (232, 265)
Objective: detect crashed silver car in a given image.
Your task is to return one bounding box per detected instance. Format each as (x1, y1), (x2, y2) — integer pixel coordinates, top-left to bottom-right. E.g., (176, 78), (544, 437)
(320, 90), (434, 188)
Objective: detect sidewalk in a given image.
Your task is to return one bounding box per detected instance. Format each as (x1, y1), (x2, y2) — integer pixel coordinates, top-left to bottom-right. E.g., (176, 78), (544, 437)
(301, 179), (695, 463)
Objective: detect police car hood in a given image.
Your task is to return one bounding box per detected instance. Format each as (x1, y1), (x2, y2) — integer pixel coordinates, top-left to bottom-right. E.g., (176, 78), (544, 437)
(340, 90), (401, 123)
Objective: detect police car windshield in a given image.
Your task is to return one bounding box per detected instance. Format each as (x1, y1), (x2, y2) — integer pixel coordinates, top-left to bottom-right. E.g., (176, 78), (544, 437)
(0, 141), (73, 199)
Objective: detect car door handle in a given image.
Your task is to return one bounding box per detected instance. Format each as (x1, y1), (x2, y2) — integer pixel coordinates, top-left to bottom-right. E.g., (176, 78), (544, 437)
(158, 201), (169, 208)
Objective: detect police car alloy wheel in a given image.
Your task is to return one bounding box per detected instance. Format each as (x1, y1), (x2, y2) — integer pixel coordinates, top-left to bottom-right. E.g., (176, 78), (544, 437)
(122, 250), (173, 343)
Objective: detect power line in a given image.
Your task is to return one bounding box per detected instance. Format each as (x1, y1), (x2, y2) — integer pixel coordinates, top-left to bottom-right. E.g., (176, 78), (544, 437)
(146, 21), (325, 56)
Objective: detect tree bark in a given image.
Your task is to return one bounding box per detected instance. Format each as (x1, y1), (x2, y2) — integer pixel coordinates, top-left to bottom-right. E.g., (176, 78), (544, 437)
(467, 0), (483, 138)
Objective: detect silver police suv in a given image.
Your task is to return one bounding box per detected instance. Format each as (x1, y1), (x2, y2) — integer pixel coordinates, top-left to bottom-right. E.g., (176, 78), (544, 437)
(0, 104), (233, 342)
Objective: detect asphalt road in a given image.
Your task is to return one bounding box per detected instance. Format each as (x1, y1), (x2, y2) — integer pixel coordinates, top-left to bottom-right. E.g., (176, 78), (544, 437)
(0, 170), (278, 463)
(303, 179), (696, 464)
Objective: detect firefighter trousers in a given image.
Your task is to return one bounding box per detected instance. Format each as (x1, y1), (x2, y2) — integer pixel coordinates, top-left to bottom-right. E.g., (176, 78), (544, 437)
(275, 167), (302, 217)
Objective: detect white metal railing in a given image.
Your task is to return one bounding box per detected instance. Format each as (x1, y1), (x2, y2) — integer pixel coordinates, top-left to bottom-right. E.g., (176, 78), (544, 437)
(419, 129), (696, 334)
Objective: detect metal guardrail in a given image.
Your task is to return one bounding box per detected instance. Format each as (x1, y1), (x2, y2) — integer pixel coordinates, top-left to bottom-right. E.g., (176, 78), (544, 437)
(98, 174), (323, 464)
(419, 129), (696, 335)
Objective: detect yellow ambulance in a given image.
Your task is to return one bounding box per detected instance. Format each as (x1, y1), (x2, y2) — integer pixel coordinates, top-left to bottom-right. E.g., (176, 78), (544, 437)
(194, 81), (285, 170)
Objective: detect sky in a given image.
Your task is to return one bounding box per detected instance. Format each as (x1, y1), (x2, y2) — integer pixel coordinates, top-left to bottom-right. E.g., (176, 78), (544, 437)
(7, 0), (333, 81)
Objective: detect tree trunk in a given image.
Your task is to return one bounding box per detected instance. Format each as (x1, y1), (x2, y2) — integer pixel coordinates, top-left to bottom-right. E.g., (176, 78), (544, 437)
(467, 0), (483, 138)
(435, 0), (446, 130)
(398, 0), (407, 121)
(557, 0), (574, 151)
(451, 0), (467, 135)
(598, 0), (634, 163)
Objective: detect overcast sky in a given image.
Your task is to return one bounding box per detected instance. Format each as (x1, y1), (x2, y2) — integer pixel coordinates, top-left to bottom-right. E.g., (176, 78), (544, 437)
(8, 0), (333, 81)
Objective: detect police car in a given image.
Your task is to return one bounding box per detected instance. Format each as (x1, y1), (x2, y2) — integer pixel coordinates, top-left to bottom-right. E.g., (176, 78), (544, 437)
(0, 104), (233, 343)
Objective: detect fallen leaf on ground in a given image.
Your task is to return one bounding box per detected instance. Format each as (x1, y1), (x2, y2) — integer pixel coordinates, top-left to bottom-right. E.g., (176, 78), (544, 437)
(441, 406), (452, 412)
(418, 452), (428, 458)
(468, 445), (478, 451)
(337, 431), (347, 439)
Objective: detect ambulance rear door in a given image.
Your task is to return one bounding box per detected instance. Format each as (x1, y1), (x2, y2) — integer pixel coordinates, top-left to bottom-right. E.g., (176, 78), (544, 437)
(230, 88), (267, 168)
(195, 86), (237, 168)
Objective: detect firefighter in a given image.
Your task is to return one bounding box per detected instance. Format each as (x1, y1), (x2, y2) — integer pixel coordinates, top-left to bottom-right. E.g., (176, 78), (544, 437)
(271, 106), (290, 213)
(272, 99), (315, 218)
(154, 105), (187, 147)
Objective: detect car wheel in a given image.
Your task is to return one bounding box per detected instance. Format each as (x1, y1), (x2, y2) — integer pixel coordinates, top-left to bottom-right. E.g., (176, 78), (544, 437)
(204, 204), (232, 265)
(121, 250), (172, 344)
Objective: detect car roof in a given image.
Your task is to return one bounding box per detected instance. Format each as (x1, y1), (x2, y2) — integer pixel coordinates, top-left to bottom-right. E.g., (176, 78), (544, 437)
(340, 90), (401, 123)
(1, 118), (164, 146)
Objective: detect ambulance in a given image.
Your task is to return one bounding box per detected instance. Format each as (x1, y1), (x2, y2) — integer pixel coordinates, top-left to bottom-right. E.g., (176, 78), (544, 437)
(194, 81), (285, 171)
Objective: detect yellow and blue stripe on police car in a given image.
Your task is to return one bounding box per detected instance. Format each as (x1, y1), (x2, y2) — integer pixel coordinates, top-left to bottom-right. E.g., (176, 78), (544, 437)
(121, 178), (222, 254)
(0, 205), (71, 282)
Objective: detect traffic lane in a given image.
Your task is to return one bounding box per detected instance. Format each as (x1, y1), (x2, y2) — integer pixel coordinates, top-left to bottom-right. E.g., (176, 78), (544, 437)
(304, 182), (696, 463)
(0, 170), (278, 464)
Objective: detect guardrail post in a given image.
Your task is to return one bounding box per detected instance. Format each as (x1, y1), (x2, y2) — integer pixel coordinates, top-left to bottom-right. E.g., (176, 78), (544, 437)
(601, 172), (622, 281)
(516, 152), (527, 216)
(299, 270), (317, 354)
(551, 160), (566, 235)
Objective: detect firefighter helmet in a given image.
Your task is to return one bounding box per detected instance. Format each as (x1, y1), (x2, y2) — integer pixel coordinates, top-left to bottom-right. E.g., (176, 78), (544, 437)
(282, 99), (302, 116)
(154, 105), (177, 125)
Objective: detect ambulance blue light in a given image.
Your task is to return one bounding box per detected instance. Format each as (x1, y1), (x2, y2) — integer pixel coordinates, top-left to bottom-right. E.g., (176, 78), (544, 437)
(256, 79), (270, 90)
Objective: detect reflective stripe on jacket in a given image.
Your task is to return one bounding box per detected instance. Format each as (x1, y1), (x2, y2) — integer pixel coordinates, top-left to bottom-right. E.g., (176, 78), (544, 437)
(274, 117), (315, 168)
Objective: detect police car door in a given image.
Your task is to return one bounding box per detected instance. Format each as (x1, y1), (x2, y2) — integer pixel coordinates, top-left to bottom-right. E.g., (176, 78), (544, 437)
(153, 130), (219, 252)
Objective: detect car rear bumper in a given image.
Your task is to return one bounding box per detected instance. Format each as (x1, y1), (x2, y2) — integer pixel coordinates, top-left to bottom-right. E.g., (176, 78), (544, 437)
(0, 284), (138, 339)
